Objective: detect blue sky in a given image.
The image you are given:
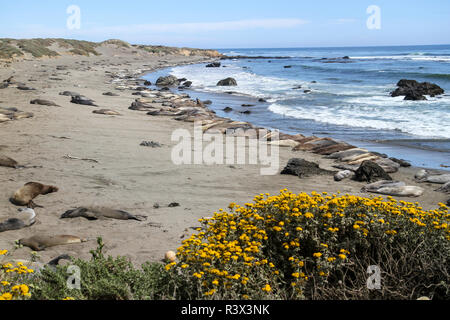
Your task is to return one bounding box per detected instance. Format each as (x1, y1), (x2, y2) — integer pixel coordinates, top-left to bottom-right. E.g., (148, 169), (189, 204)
(0, 0), (449, 48)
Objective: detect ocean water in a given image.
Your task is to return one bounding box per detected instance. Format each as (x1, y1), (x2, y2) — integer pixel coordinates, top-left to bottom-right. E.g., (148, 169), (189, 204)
(144, 45), (450, 170)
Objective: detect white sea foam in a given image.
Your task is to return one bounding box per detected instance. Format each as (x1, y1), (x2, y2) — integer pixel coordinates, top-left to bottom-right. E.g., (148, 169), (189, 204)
(351, 55), (450, 62)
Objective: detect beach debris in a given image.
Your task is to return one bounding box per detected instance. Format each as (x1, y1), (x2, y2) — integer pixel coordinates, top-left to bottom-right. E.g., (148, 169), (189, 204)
(281, 158), (334, 178)
(70, 95), (98, 106)
(140, 141), (162, 148)
(168, 202), (180, 208)
(0, 155), (19, 168)
(217, 77), (237, 86)
(93, 109), (121, 116)
(391, 79), (444, 101)
(334, 170), (354, 182)
(165, 251), (176, 262)
(63, 154), (99, 163)
(353, 161), (392, 183)
(17, 84), (36, 91)
(362, 180), (424, 198)
(30, 99), (61, 107)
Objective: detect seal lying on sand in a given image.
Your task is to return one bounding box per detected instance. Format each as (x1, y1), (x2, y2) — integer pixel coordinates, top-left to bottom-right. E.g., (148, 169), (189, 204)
(417, 173), (450, 184)
(436, 182), (450, 194)
(92, 109), (121, 116)
(61, 207), (147, 221)
(30, 99), (61, 107)
(0, 208), (36, 233)
(362, 181), (424, 197)
(19, 235), (86, 251)
(10, 182), (59, 208)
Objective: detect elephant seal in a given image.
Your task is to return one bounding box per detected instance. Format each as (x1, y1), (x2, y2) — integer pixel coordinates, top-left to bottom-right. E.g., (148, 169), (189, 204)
(70, 95), (97, 106)
(436, 182), (450, 194)
(362, 181), (424, 197)
(19, 235), (86, 251)
(0, 155), (19, 168)
(61, 207), (146, 221)
(334, 170), (354, 182)
(30, 99), (61, 107)
(92, 109), (121, 116)
(0, 208), (36, 233)
(10, 182), (59, 208)
(419, 174), (450, 184)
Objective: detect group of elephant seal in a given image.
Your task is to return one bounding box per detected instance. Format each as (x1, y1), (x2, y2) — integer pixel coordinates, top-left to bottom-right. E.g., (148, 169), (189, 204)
(0, 208), (36, 233)
(10, 182), (59, 208)
(61, 207), (146, 221)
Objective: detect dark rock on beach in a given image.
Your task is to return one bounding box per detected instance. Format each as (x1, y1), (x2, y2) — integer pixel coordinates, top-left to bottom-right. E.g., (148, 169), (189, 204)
(217, 78), (237, 86)
(281, 158), (334, 178)
(391, 79), (445, 101)
(353, 161), (392, 183)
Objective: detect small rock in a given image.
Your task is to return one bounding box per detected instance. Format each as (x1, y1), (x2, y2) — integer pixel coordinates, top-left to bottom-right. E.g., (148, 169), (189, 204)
(217, 78), (237, 86)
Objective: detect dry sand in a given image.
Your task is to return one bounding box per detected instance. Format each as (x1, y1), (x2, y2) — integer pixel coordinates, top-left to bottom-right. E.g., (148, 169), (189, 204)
(0, 45), (448, 267)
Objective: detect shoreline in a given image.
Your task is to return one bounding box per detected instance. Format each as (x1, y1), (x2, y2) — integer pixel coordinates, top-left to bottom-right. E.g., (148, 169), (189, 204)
(0, 47), (448, 267)
(142, 63), (450, 172)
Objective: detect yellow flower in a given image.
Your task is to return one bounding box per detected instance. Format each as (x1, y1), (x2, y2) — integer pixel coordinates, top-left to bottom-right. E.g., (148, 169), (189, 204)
(262, 284), (272, 292)
(339, 254), (347, 260)
(313, 253), (322, 258)
(0, 249), (8, 256)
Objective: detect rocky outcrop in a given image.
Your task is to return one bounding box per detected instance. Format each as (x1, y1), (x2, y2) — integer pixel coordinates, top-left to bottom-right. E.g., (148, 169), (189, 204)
(391, 79), (445, 101)
(281, 158), (334, 178)
(217, 78), (237, 86)
(353, 161), (392, 183)
(206, 62), (221, 68)
(156, 75), (179, 87)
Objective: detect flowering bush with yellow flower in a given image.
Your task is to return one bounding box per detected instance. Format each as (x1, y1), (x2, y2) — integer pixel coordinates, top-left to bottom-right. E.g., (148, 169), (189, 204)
(167, 190), (450, 300)
(0, 250), (33, 300)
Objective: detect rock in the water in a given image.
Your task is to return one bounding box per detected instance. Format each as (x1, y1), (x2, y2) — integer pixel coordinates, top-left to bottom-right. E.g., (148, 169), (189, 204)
(391, 79), (444, 101)
(354, 161), (392, 183)
(223, 107), (233, 112)
(156, 75), (179, 87)
(281, 158), (333, 178)
(30, 99), (61, 107)
(71, 95), (97, 106)
(206, 62), (221, 68)
(181, 81), (192, 88)
(217, 78), (237, 86)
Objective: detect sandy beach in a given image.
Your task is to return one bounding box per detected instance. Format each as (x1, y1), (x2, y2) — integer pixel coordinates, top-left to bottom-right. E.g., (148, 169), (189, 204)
(1, 42), (448, 268)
